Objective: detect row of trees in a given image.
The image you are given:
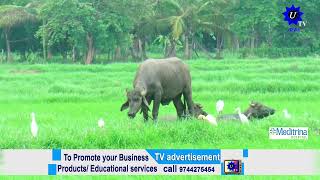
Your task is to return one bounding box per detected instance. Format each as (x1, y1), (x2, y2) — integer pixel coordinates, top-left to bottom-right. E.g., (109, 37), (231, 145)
(0, 0), (319, 64)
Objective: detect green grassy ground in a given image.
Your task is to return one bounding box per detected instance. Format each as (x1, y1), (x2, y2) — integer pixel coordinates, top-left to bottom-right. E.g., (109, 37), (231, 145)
(0, 57), (319, 149)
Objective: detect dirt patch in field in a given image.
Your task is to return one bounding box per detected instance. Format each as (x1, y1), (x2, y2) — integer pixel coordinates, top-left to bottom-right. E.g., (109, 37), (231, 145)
(10, 69), (42, 74)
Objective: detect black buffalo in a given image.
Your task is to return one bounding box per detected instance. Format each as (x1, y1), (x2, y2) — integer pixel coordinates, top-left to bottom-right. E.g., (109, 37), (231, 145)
(193, 103), (208, 117)
(121, 57), (194, 122)
(193, 101), (275, 121)
(243, 101), (275, 119)
(217, 101), (275, 121)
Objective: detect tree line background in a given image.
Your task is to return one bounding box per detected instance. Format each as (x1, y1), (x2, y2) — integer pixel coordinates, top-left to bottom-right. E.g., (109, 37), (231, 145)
(0, 0), (319, 64)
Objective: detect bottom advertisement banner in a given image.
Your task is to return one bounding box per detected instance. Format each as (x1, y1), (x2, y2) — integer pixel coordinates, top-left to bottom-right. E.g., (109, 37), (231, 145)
(0, 149), (319, 175)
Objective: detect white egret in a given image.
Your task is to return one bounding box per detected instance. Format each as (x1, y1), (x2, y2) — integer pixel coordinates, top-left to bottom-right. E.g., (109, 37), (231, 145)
(283, 109), (291, 119)
(235, 107), (249, 124)
(197, 114), (217, 126)
(98, 118), (105, 128)
(30, 112), (38, 138)
(206, 114), (218, 126)
(216, 100), (224, 115)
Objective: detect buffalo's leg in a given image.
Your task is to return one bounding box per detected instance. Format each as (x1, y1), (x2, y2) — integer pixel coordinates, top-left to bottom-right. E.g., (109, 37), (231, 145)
(152, 92), (161, 122)
(142, 98), (152, 122)
(183, 87), (194, 116)
(141, 106), (148, 122)
(173, 94), (184, 119)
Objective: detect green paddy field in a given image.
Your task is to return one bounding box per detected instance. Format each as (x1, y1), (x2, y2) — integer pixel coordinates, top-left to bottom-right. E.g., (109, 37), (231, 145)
(0, 57), (319, 149)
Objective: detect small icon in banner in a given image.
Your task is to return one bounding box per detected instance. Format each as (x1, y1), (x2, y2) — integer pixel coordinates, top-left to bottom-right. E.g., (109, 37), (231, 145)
(224, 160), (242, 175)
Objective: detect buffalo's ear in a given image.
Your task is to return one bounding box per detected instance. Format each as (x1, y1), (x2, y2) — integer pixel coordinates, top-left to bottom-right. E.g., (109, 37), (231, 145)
(142, 96), (150, 111)
(120, 100), (129, 111)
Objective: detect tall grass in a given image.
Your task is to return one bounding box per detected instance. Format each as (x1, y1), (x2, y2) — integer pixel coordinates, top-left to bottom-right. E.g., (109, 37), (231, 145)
(0, 57), (319, 149)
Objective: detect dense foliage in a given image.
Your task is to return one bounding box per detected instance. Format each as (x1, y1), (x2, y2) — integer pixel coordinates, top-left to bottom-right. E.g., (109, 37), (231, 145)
(0, 0), (319, 63)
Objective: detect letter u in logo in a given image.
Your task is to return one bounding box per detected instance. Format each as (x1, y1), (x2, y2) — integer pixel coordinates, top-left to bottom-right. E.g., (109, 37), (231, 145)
(289, 11), (297, 19)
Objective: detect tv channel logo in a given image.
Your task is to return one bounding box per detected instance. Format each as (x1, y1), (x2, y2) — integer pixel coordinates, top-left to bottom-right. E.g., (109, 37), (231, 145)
(282, 4), (306, 32)
(269, 127), (308, 140)
(224, 160), (242, 175)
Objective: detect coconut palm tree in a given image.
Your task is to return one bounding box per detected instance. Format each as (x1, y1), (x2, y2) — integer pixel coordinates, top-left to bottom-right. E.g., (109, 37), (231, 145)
(0, 5), (37, 62)
(155, 0), (210, 59)
(155, 0), (234, 59)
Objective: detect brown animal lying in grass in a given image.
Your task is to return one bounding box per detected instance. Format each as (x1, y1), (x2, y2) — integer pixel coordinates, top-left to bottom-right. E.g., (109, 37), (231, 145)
(193, 101), (275, 122)
(193, 103), (217, 126)
(243, 101), (275, 119)
(193, 103), (208, 117)
(160, 101), (274, 123)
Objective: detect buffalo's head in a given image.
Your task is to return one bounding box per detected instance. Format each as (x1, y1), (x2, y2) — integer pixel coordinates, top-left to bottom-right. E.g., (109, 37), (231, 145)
(120, 89), (149, 118)
(193, 103), (208, 117)
(244, 101), (275, 119)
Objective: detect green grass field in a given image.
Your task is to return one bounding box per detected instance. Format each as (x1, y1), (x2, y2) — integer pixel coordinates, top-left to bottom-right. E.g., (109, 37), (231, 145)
(0, 57), (319, 149)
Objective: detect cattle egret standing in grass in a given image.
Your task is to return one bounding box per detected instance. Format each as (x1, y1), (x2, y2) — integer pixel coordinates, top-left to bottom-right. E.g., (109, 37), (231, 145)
(30, 112), (38, 138)
(283, 109), (291, 119)
(197, 114), (217, 126)
(216, 100), (224, 115)
(235, 107), (249, 124)
(98, 118), (105, 128)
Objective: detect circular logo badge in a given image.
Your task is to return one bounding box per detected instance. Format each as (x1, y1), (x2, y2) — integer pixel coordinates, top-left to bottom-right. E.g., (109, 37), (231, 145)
(282, 5), (304, 25)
